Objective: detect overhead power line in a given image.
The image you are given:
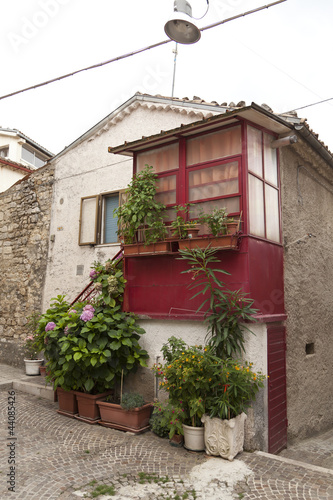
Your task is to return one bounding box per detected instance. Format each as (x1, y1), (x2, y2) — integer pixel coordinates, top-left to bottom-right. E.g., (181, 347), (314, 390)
(283, 96), (333, 114)
(0, 0), (286, 102)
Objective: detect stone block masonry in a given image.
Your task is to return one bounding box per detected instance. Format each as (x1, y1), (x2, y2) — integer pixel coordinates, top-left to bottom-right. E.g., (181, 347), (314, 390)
(0, 165), (55, 366)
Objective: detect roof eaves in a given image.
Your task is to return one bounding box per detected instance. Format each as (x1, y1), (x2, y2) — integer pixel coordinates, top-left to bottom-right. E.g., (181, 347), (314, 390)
(108, 103), (291, 155)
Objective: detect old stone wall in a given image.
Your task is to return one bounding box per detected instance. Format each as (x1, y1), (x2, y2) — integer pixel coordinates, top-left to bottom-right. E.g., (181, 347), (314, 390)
(280, 138), (333, 441)
(0, 165), (54, 366)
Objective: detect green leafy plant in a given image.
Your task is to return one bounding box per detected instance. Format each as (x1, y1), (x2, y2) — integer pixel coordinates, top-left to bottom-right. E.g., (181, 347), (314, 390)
(151, 400), (184, 438)
(35, 259), (149, 393)
(198, 207), (228, 236)
(114, 164), (167, 245)
(178, 246), (258, 359)
(149, 404), (170, 438)
(120, 392), (145, 410)
(170, 204), (197, 239)
(160, 336), (187, 363)
(154, 340), (265, 421)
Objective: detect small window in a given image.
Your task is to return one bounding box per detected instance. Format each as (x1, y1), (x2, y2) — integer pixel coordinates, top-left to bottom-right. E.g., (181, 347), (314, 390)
(21, 145), (46, 168)
(0, 146), (9, 158)
(79, 191), (124, 246)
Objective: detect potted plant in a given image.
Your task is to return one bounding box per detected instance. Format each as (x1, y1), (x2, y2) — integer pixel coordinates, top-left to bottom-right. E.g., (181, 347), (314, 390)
(177, 246), (265, 459)
(202, 358), (266, 461)
(169, 204), (200, 240)
(22, 312), (44, 375)
(35, 259), (149, 421)
(114, 164), (169, 255)
(179, 246), (258, 359)
(198, 207), (228, 236)
(97, 392), (152, 433)
(153, 343), (218, 451)
(178, 207), (239, 250)
(150, 400), (184, 446)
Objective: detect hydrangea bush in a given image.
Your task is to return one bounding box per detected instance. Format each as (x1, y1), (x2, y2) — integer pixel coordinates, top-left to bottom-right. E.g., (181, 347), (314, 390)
(35, 259), (148, 394)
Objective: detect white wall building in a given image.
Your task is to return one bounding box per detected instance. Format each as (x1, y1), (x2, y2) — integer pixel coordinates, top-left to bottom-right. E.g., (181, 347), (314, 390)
(0, 127), (53, 192)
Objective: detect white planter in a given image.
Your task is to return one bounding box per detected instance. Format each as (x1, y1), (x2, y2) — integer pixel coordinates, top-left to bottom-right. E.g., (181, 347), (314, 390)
(182, 424), (205, 451)
(24, 359), (44, 376)
(202, 412), (247, 461)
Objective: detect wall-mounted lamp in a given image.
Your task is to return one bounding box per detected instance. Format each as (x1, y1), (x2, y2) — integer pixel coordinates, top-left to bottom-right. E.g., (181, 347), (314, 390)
(164, 0), (209, 44)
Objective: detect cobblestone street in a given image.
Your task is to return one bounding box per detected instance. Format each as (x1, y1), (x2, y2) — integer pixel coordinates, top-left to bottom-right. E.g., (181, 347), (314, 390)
(0, 382), (332, 500)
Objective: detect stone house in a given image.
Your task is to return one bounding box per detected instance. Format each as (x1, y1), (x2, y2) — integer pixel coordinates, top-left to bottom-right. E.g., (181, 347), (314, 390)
(1, 93), (332, 454)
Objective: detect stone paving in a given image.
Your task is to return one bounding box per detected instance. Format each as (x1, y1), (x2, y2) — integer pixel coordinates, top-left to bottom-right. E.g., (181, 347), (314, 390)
(0, 367), (332, 499)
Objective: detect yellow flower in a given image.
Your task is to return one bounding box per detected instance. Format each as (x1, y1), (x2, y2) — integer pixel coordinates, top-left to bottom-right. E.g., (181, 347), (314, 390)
(209, 378), (212, 382)
(192, 355), (195, 359)
(235, 366), (240, 370)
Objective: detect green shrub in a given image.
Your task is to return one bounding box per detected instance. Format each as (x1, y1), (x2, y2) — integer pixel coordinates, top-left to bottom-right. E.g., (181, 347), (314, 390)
(120, 393), (145, 410)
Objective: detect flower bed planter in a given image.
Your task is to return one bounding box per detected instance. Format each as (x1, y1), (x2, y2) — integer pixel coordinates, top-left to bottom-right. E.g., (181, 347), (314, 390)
(123, 241), (172, 256)
(202, 412), (247, 461)
(74, 391), (113, 424)
(57, 387), (78, 418)
(178, 235), (238, 251)
(96, 401), (153, 434)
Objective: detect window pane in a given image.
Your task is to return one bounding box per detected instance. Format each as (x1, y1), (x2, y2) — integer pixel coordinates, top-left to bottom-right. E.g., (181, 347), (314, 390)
(21, 145), (35, 165)
(247, 126), (263, 176)
(34, 155), (46, 168)
(155, 175), (177, 205)
(248, 174), (265, 237)
(186, 126), (241, 165)
(189, 162), (239, 202)
(79, 197), (98, 244)
(264, 133), (278, 186)
(265, 184), (280, 242)
(103, 195), (119, 243)
(190, 197), (240, 218)
(137, 143), (179, 173)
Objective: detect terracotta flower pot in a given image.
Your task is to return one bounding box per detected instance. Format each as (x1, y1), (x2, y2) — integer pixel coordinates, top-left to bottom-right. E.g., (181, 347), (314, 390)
(75, 391), (113, 423)
(57, 387), (78, 416)
(97, 400), (152, 433)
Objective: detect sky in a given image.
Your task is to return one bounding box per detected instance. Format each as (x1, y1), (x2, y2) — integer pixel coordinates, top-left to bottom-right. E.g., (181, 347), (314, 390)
(2, 0), (333, 155)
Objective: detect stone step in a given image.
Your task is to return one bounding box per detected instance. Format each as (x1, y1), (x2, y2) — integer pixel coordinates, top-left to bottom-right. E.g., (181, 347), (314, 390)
(12, 376), (55, 401)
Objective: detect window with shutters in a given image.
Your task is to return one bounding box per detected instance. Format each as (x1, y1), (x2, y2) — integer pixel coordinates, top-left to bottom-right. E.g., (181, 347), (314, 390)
(79, 191), (125, 245)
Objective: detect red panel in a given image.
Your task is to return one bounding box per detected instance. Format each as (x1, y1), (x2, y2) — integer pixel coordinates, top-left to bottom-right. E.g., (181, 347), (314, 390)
(248, 237), (285, 317)
(123, 247), (250, 319)
(267, 326), (287, 454)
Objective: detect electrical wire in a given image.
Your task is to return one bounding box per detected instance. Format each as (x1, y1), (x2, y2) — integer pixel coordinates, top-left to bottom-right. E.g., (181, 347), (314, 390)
(282, 96), (333, 114)
(0, 0), (286, 102)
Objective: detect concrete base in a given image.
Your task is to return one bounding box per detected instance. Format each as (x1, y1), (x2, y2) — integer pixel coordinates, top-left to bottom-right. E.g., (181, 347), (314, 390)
(12, 378), (55, 401)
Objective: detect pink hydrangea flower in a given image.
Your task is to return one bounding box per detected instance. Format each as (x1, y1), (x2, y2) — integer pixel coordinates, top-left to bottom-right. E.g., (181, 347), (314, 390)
(68, 309), (77, 316)
(89, 270), (97, 279)
(80, 310), (94, 322)
(45, 322), (56, 332)
(83, 304), (95, 313)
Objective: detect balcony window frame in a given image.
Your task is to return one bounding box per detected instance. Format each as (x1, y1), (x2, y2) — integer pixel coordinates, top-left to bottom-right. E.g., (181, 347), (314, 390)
(134, 123), (243, 223)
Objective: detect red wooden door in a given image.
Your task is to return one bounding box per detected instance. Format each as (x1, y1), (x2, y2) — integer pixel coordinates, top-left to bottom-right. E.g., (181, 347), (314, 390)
(267, 325), (288, 454)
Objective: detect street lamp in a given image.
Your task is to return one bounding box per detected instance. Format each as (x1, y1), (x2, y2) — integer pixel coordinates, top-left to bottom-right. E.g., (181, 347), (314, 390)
(164, 0), (209, 45)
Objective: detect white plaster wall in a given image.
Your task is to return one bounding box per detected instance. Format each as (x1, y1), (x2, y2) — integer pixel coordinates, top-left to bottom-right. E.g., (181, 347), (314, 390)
(135, 318), (268, 451)
(0, 166), (26, 193)
(0, 135), (24, 163)
(43, 103), (219, 309)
